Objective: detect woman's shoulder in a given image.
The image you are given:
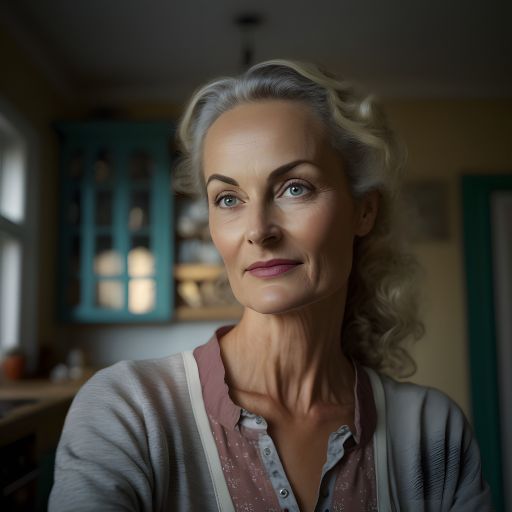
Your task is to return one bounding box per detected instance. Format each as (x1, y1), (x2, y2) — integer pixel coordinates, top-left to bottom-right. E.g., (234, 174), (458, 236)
(378, 372), (466, 423)
(372, 370), (475, 457)
(73, 352), (191, 415)
(360, 366), (471, 453)
(377, 372), (471, 441)
(369, 371), (493, 510)
(381, 371), (454, 397)
(86, 351), (186, 385)
(93, 353), (188, 382)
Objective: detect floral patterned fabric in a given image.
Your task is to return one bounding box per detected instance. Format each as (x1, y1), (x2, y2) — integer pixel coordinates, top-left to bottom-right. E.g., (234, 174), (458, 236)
(193, 325), (378, 511)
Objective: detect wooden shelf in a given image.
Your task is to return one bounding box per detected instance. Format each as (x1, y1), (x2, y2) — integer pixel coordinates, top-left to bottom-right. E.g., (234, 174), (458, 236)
(173, 264), (241, 320)
(174, 305), (243, 321)
(173, 263), (225, 281)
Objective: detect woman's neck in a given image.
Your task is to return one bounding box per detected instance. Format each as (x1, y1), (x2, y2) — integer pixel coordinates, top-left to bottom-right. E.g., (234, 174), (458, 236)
(219, 291), (355, 419)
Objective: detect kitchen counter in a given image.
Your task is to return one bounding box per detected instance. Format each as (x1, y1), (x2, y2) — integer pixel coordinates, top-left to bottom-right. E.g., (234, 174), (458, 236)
(0, 373), (93, 449)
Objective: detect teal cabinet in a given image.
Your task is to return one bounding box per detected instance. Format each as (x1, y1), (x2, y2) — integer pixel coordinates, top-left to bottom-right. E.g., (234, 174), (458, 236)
(56, 122), (174, 322)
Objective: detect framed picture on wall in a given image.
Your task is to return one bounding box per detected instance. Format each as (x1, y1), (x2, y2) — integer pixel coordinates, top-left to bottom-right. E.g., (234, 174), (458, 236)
(403, 179), (450, 241)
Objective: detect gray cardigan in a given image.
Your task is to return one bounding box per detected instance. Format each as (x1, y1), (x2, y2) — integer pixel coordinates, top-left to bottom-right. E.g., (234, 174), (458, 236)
(48, 352), (493, 511)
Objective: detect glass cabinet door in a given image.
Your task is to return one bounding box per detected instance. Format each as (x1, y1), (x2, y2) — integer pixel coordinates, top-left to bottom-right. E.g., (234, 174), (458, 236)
(57, 122), (173, 323)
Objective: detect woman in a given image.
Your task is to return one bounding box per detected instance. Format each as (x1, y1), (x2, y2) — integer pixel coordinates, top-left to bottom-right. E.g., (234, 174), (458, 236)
(49, 60), (493, 511)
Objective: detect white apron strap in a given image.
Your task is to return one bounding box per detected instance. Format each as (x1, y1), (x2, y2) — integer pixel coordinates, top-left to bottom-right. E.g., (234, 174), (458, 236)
(182, 351), (235, 512)
(364, 366), (395, 512)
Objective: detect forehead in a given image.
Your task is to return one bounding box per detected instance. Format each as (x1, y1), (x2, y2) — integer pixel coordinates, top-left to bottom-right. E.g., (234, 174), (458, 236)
(202, 100), (330, 174)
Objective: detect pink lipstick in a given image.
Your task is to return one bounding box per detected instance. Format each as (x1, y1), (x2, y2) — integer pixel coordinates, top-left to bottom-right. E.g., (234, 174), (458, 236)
(246, 259), (301, 278)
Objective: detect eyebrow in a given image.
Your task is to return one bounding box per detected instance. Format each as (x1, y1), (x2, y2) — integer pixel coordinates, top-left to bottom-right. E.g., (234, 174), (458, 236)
(205, 159), (314, 188)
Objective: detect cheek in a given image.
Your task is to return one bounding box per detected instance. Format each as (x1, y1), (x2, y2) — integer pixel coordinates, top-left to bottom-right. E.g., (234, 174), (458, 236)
(209, 215), (242, 267)
(293, 201), (355, 257)
(209, 217), (248, 303)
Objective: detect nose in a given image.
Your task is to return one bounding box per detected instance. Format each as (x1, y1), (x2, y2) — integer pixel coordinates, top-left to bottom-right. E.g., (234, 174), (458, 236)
(245, 203), (282, 246)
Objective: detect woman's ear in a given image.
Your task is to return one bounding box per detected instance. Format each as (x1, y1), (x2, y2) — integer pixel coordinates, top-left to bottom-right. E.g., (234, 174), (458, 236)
(355, 190), (380, 237)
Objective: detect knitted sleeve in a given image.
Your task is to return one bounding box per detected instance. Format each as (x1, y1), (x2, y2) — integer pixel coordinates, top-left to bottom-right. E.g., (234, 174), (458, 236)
(382, 376), (494, 511)
(48, 361), (157, 512)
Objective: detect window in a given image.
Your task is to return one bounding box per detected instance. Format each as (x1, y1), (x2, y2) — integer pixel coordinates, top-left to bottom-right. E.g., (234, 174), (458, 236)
(56, 122), (174, 323)
(0, 98), (37, 359)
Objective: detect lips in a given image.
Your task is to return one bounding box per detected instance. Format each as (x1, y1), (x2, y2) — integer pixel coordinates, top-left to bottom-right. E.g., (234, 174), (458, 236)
(246, 259), (302, 278)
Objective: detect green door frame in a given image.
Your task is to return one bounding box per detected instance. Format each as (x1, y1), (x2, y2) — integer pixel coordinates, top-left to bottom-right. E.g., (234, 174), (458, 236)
(461, 174), (512, 512)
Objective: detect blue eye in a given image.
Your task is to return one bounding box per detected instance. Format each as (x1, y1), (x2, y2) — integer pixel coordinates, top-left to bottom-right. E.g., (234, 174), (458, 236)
(216, 195), (239, 208)
(283, 183), (308, 197)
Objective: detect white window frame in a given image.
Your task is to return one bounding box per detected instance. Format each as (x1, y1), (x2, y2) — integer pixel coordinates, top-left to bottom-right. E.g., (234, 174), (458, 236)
(0, 96), (39, 372)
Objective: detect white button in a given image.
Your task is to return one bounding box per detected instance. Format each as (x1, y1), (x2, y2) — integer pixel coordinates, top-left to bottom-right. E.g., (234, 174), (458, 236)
(263, 447), (272, 456)
(279, 488), (289, 498)
(255, 416), (263, 424)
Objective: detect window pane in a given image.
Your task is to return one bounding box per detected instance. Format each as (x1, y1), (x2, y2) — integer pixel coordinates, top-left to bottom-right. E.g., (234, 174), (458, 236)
(94, 235), (123, 276)
(95, 190), (113, 226)
(0, 142), (25, 223)
(94, 149), (112, 184)
(68, 189), (81, 225)
(67, 277), (81, 307)
(70, 236), (81, 274)
(128, 236), (154, 277)
(129, 278), (155, 314)
(128, 190), (150, 230)
(95, 280), (124, 310)
(130, 150), (153, 182)
(69, 150), (84, 180)
(0, 233), (21, 350)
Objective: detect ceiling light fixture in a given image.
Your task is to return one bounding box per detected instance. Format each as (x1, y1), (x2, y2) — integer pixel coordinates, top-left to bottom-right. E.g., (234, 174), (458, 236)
(234, 13), (265, 70)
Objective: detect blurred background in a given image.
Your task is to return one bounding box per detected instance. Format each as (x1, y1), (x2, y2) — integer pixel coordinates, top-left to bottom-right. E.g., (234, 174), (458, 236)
(0, 0), (510, 510)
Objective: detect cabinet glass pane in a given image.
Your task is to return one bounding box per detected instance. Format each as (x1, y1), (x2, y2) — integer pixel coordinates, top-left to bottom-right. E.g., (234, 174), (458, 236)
(94, 149), (112, 184)
(67, 277), (80, 307)
(95, 280), (124, 310)
(95, 190), (113, 226)
(70, 236), (81, 274)
(128, 236), (154, 277)
(68, 189), (81, 225)
(69, 151), (84, 180)
(130, 150), (153, 182)
(128, 190), (150, 230)
(94, 235), (123, 276)
(129, 278), (155, 314)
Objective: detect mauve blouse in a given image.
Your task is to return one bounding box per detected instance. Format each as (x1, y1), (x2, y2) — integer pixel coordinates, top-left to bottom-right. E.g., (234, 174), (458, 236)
(193, 325), (378, 512)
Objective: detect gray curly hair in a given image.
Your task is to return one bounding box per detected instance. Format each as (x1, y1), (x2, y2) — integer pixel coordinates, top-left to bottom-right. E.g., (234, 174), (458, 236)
(174, 59), (424, 377)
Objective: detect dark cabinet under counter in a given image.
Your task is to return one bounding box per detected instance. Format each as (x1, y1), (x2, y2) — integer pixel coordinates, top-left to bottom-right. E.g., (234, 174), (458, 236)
(1, 434), (38, 511)
(0, 378), (87, 511)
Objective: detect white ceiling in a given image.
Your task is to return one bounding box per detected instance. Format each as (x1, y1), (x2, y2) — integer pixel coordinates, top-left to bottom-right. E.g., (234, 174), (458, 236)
(2, 0), (511, 104)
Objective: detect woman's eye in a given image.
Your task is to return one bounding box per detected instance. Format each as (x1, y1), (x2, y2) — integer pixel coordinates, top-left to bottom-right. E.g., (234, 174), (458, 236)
(282, 182), (309, 198)
(216, 195), (239, 208)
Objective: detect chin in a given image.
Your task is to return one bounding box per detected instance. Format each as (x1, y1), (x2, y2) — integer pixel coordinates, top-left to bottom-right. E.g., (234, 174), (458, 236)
(235, 279), (348, 316)
(239, 288), (316, 315)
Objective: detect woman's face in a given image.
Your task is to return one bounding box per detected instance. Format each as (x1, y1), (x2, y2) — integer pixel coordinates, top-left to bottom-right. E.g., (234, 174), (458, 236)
(203, 99), (377, 314)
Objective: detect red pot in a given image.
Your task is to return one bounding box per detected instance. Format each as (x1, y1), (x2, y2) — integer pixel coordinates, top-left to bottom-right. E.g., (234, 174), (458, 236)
(2, 355), (26, 380)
